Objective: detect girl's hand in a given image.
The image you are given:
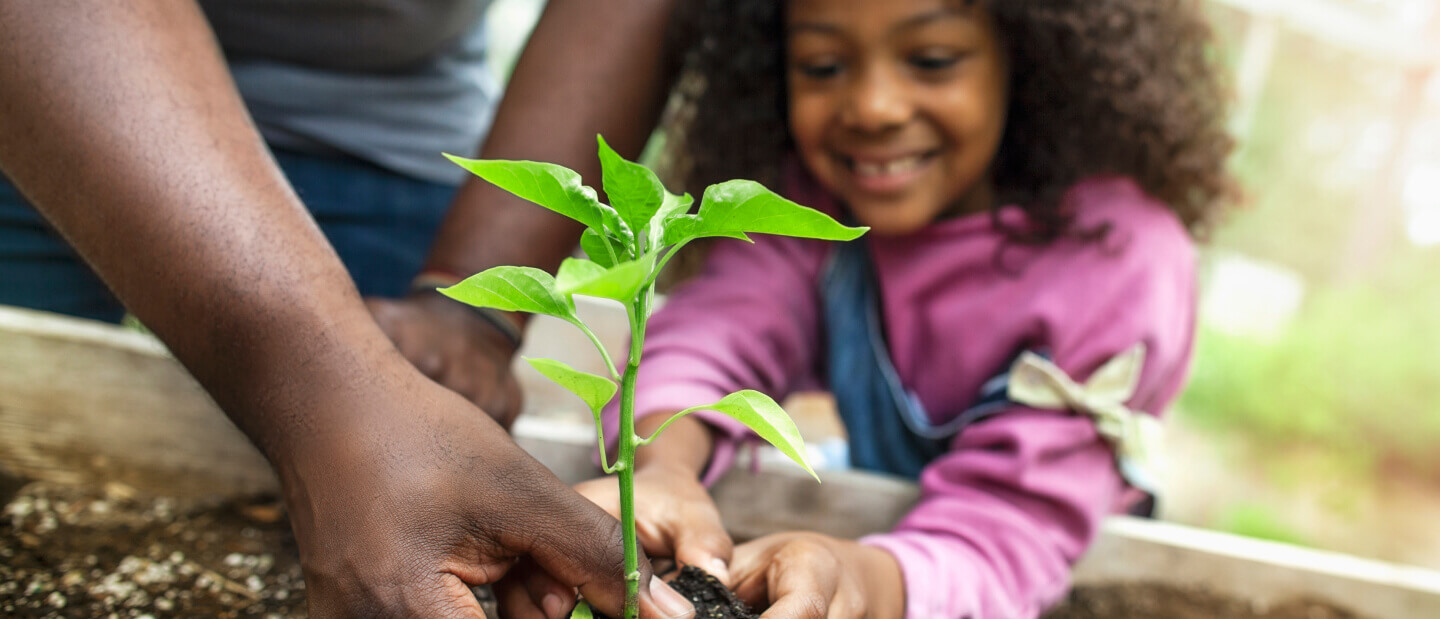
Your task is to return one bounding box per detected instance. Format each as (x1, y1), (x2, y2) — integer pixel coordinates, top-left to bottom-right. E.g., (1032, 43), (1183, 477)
(575, 462), (736, 584)
(730, 532), (905, 619)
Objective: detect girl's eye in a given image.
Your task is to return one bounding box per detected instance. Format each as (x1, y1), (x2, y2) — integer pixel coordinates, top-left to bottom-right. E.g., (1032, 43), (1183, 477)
(796, 61), (844, 79)
(909, 53), (961, 71)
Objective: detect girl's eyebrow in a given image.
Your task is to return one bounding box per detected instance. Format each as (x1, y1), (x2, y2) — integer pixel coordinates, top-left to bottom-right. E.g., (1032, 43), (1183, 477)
(894, 8), (969, 31)
(786, 8), (968, 37)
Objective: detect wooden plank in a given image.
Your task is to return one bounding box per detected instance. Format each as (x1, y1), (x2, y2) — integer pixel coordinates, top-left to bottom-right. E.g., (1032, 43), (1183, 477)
(0, 305), (278, 497)
(1073, 516), (1440, 617)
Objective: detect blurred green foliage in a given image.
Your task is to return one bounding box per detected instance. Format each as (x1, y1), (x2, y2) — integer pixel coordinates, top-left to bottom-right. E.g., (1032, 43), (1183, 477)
(1180, 250), (1440, 480)
(1213, 503), (1312, 547)
(1179, 5), (1440, 506)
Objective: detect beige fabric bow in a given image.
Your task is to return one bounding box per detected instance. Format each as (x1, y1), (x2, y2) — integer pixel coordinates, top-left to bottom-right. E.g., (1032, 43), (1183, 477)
(1006, 343), (1160, 493)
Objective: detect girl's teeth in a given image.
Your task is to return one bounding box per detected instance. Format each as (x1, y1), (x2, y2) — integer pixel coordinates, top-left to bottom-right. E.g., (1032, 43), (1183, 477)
(853, 155), (923, 177)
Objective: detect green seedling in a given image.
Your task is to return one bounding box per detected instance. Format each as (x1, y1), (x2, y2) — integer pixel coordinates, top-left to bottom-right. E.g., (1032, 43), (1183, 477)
(440, 136), (867, 618)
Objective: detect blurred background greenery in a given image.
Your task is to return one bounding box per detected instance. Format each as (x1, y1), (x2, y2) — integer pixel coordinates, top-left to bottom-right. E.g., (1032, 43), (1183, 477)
(486, 0), (1440, 568)
(1169, 0), (1440, 567)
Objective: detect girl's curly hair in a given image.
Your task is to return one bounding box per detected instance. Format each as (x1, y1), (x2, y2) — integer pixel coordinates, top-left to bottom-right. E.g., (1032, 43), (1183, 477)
(660, 0), (1238, 242)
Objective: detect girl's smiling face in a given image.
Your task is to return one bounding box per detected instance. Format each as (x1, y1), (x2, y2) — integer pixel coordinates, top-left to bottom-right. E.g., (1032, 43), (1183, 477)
(786, 0), (1009, 235)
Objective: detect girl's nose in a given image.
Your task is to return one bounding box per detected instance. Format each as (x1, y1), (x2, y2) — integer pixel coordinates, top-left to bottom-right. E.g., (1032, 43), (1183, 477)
(841, 66), (912, 132)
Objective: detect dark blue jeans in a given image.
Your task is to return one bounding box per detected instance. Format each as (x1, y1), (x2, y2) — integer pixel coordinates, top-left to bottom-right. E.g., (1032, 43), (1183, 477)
(0, 150), (455, 322)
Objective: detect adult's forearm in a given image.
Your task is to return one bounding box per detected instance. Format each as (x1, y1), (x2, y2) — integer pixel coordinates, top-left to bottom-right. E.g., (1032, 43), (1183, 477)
(423, 0), (682, 281)
(0, 1), (387, 463)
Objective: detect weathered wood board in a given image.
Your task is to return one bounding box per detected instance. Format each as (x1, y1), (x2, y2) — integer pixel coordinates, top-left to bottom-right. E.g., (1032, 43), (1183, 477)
(0, 305), (277, 497)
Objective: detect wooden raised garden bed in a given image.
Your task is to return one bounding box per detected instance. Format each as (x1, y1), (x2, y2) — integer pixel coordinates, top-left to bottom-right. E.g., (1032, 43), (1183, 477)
(3, 305), (1438, 617)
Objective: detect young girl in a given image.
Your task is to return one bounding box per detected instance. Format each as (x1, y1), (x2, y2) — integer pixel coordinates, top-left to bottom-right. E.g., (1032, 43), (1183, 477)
(567, 0), (1235, 617)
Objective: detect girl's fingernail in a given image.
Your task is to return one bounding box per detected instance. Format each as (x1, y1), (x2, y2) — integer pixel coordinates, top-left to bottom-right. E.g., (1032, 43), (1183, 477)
(706, 557), (731, 583)
(650, 575), (694, 618)
(542, 593), (565, 619)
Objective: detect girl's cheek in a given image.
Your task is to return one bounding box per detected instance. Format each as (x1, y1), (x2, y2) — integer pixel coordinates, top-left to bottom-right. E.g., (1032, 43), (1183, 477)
(788, 96), (829, 150)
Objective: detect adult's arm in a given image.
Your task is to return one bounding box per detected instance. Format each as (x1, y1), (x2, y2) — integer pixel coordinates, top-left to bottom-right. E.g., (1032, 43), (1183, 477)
(0, 3), (690, 618)
(369, 0), (684, 426)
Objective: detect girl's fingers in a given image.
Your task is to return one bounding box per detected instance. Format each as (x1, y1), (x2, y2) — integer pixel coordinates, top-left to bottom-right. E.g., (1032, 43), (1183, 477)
(637, 516), (675, 558)
(668, 512), (735, 586)
(730, 536), (841, 619)
(627, 491), (733, 585)
(824, 574), (867, 619)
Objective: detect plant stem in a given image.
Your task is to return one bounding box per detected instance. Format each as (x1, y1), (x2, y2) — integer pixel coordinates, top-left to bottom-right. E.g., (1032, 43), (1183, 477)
(617, 293), (648, 619)
(573, 319), (621, 380)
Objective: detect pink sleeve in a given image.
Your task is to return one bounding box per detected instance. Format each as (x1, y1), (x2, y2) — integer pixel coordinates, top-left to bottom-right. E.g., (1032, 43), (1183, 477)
(864, 219), (1197, 618)
(861, 412), (1125, 618)
(602, 235), (827, 483)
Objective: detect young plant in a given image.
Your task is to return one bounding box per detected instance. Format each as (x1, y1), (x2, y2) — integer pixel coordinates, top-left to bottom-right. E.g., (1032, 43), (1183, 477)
(438, 137), (867, 618)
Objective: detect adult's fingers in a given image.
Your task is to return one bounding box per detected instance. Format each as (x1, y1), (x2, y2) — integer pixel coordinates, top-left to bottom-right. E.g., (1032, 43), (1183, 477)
(494, 559), (574, 619)
(392, 572), (492, 619)
(363, 294), (524, 428)
(366, 297), (445, 379)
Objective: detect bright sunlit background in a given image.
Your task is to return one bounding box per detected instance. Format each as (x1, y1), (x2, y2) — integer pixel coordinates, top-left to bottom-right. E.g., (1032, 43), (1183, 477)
(1168, 0), (1440, 570)
(489, 0), (1440, 570)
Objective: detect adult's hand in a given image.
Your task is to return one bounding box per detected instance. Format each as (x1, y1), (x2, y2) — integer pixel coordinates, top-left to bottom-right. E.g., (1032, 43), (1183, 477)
(285, 355), (694, 618)
(0, 3), (690, 617)
(368, 291), (525, 428)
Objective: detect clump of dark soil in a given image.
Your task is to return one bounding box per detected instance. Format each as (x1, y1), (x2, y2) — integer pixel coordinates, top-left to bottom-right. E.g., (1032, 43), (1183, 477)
(1044, 582), (1364, 619)
(591, 565), (756, 619)
(1, 481), (306, 618)
(669, 566), (756, 619)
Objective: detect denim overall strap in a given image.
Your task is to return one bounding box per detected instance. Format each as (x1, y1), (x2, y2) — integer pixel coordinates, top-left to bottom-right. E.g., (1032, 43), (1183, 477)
(821, 240), (949, 479)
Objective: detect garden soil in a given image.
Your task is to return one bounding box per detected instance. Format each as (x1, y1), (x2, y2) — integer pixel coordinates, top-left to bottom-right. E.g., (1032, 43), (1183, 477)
(2, 481), (1364, 618)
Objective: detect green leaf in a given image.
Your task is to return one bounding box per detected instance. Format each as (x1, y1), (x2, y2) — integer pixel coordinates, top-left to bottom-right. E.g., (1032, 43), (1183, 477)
(648, 190), (694, 250)
(664, 180), (867, 246)
(681, 390), (819, 482)
(571, 600), (594, 619)
(597, 135), (666, 242)
(555, 257), (607, 293)
(580, 228), (620, 268)
(444, 154), (633, 245)
(525, 357), (617, 412)
(438, 266), (578, 323)
(555, 255), (655, 303)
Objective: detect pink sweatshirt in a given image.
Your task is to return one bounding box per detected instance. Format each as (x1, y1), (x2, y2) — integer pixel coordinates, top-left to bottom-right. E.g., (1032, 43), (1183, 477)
(608, 175), (1197, 618)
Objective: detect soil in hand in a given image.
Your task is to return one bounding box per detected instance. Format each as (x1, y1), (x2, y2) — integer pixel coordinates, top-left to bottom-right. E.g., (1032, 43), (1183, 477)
(670, 566), (757, 619)
(593, 565), (757, 619)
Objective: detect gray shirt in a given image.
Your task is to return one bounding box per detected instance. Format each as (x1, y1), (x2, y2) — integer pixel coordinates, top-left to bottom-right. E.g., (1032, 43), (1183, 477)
(201, 0), (499, 185)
